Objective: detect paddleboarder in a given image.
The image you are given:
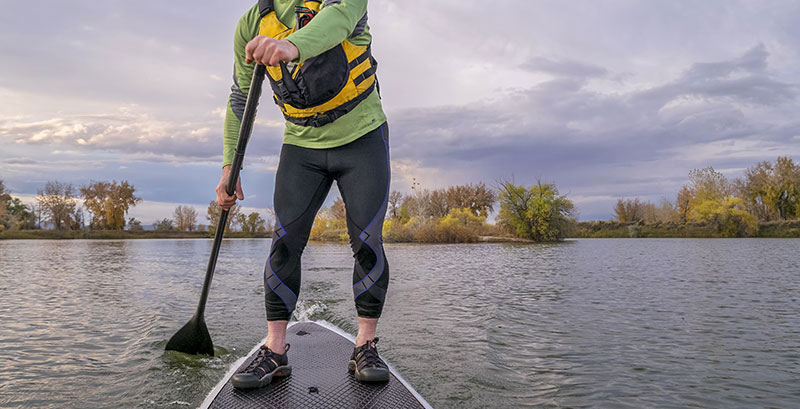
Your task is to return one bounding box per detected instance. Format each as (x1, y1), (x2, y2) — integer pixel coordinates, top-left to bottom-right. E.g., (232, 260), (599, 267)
(215, 0), (391, 389)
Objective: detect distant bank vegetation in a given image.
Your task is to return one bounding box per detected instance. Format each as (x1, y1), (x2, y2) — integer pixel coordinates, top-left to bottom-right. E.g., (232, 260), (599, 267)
(2, 156), (799, 241)
(577, 156), (800, 238)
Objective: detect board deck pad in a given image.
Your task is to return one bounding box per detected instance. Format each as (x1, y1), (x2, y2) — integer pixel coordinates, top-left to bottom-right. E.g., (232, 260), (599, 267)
(202, 321), (430, 409)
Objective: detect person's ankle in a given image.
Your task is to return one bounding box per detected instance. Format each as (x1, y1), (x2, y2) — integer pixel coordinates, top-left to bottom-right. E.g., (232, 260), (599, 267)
(354, 336), (374, 348)
(264, 341), (286, 354)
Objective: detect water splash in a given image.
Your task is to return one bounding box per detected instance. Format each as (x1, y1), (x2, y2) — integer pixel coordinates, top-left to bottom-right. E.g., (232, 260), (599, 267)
(292, 300), (328, 321)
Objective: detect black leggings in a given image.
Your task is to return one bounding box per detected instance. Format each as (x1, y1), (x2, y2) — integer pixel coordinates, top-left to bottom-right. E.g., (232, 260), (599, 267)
(264, 122), (390, 321)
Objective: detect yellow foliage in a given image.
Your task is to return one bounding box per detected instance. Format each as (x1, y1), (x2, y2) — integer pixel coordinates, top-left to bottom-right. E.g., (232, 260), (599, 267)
(691, 196), (759, 237)
(309, 211), (348, 242)
(438, 207), (485, 229)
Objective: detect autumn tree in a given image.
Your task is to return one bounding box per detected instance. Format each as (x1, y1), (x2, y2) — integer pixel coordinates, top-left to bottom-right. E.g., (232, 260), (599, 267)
(0, 180), (7, 230)
(736, 157), (800, 221)
(404, 186), (433, 220)
(36, 181), (80, 230)
(237, 212), (267, 234)
(206, 201), (241, 235)
(676, 185), (693, 223)
(443, 182), (496, 217)
(330, 197), (346, 220)
(173, 205), (198, 231)
(387, 191), (403, 219)
(614, 198), (648, 222)
(497, 180), (575, 242)
(679, 167), (758, 236)
(652, 198), (680, 223)
(80, 180), (141, 230)
(429, 189), (449, 218)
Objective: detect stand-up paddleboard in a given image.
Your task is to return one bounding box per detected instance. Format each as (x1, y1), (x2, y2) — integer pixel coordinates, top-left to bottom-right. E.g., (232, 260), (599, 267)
(200, 321), (432, 409)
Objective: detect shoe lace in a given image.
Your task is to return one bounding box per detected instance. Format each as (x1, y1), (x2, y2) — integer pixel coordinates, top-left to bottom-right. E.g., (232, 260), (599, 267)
(360, 338), (386, 368)
(244, 344), (289, 373)
(244, 346), (274, 372)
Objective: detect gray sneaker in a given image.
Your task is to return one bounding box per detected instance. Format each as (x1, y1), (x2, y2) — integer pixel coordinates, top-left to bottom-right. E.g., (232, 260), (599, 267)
(231, 344), (291, 389)
(348, 338), (389, 382)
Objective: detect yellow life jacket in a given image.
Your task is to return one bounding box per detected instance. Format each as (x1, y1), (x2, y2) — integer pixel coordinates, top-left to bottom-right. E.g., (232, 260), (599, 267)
(257, 0), (378, 127)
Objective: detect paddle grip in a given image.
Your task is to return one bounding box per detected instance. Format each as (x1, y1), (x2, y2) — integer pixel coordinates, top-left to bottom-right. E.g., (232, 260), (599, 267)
(226, 64), (267, 197)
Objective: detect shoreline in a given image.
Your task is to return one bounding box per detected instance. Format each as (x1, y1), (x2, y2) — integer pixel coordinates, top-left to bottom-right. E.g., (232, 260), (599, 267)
(2, 222), (799, 241)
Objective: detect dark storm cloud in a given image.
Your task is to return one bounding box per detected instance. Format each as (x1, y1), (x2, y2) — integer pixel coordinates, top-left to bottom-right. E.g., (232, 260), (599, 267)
(389, 44), (800, 219)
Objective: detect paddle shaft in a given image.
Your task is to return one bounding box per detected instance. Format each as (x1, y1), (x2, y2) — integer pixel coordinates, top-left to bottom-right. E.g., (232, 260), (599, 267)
(195, 64), (267, 318)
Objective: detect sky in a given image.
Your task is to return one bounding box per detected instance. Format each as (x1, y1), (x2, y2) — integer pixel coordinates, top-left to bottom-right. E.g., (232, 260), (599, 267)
(2, 0), (800, 223)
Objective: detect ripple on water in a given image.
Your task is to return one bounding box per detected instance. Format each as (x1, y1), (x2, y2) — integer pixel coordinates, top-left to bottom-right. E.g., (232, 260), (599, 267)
(1, 238), (799, 408)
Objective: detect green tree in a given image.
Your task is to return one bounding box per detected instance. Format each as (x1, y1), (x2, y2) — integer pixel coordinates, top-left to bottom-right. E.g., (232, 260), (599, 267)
(154, 218), (175, 231)
(772, 156), (800, 219)
(237, 211), (267, 234)
(5, 197), (36, 230)
(80, 180), (141, 230)
(0, 180), (10, 230)
(206, 201), (241, 235)
(0, 181), (36, 230)
(128, 217), (144, 232)
(497, 180), (575, 242)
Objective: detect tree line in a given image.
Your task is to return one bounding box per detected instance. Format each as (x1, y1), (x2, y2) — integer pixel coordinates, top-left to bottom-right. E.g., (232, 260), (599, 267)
(5, 155), (796, 240)
(309, 178), (577, 243)
(149, 202), (274, 235)
(0, 179), (274, 235)
(612, 156), (799, 237)
(0, 180), (140, 232)
(0, 176), (579, 242)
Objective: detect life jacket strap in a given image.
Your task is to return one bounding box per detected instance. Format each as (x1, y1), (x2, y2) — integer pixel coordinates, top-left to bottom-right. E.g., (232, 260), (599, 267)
(258, 0), (275, 17)
(284, 81), (376, 127)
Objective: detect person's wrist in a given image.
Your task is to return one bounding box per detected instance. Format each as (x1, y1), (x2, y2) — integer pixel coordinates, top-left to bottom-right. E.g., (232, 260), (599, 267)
(284, 39), (300, 62)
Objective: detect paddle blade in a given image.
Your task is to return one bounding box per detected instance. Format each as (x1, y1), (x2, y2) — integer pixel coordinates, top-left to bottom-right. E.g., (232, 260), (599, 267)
(165, 315), (214, 356)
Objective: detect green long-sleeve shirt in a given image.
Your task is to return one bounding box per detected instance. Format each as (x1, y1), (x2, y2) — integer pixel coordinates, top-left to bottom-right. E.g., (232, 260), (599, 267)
(222, 0), (386, 167)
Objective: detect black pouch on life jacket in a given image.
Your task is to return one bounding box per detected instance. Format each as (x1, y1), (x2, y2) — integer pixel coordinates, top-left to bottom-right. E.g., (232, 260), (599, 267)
(267, 4), (350, 110)
(273, 45), (350, 109)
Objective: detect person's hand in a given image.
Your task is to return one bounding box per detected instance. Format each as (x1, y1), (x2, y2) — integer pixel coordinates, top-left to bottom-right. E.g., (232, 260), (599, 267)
(245, 36), (300, 66)
(216, 165), (244, 210)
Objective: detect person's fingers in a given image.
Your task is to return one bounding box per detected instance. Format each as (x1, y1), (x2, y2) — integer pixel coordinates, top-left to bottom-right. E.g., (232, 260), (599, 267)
(251, 44), (265, 66)
(236, 177), (244, 200)
(268, 50), (284, 67)
(245, 39), (258, 64)
(259, 42), (276, 66)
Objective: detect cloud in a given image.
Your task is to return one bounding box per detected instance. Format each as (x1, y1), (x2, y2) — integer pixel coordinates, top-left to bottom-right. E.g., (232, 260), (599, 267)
(520, 57), (608, 79)
(387, 44), (800, 218)
(0, 106), (285, 162)
(4, 1), (800, 220)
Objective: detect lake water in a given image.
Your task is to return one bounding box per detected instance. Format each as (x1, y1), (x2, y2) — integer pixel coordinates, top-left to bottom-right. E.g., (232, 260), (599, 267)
(0, 238), (798, 408)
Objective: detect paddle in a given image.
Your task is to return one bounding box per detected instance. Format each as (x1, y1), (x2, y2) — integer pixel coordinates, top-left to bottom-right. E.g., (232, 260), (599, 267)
(166, 64), (267, 356)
